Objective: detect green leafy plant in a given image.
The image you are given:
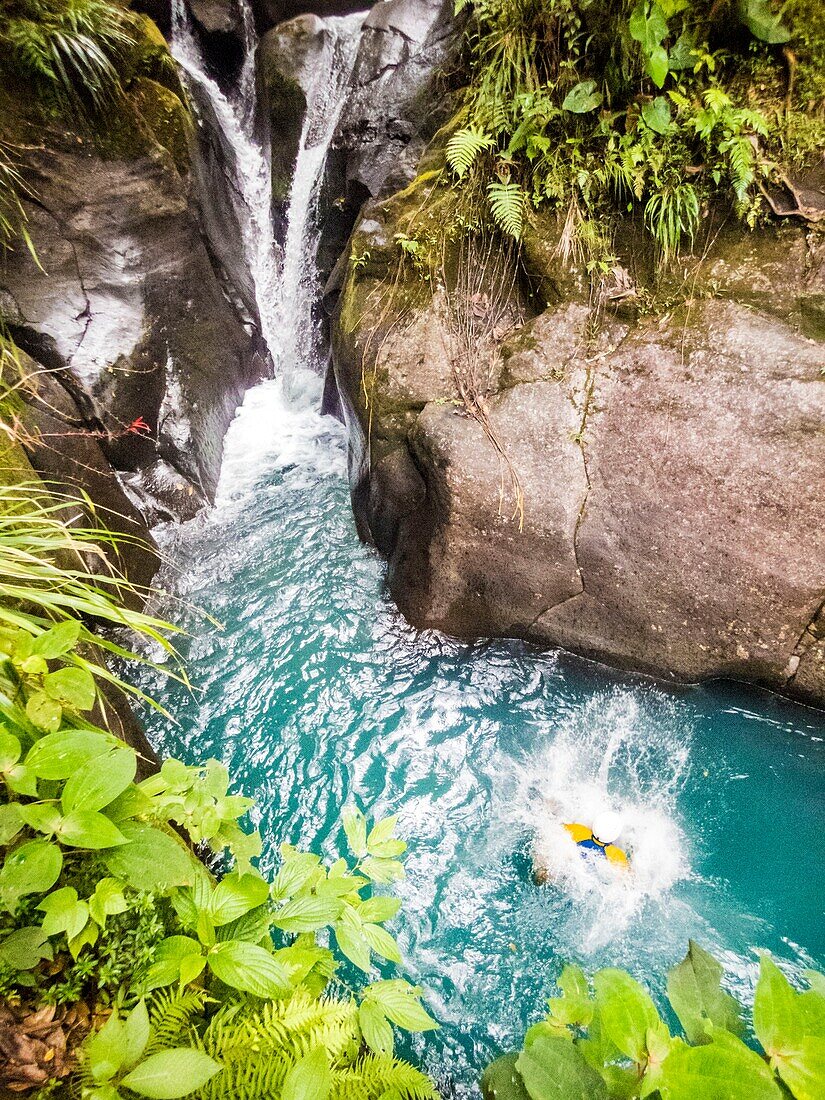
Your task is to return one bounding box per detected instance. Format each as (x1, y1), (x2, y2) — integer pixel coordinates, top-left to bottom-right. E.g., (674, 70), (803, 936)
(82, 999), (222, 1099)
(448, 0), (820, 262)
(481, 941), (825, 1100)
(0, 0), (137, 113)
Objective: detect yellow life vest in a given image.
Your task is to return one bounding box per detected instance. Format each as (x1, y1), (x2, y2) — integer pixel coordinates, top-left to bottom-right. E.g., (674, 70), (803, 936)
(564, 822), (629, 868)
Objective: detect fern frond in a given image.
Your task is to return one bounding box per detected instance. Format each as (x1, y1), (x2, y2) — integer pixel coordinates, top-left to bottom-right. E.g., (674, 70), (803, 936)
(146, 987), (208, 1053)
(330, 1054), (439, 1100)
(446, 126), (494, 179)
(487, 180), (525, 238)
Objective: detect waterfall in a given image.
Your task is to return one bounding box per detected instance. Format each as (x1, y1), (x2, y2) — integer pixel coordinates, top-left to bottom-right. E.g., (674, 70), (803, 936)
(170, 0), (365, 379)
(275, 14), (367, 371)
(170, 0), (281, 355)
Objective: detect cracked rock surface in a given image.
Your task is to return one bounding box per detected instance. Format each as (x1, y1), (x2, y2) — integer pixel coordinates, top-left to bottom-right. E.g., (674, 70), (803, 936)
(331, 187), (825, 707)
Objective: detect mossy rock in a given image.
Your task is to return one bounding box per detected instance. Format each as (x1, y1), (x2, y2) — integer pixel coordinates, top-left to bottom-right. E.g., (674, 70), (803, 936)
(130, 77), (192, 175)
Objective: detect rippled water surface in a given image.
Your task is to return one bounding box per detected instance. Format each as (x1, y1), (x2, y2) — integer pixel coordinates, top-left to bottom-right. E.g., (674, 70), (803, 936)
(137, 375), (825, 1088)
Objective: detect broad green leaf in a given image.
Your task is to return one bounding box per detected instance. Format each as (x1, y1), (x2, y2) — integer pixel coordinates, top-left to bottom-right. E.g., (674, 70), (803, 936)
(360, 857), (404, 884)
(221, 904), (272, 945)
(334, 906), (371, 972)
(562, 80), (603, 114)
(122, 1001), (151, 1070)
(549, 965), (593, 1028)
(271, 850), (323, 901)
(89, 879), (128, 927)
(61, 747), (136, 813)
(629, 1), (668, 50)
(26, 691), (62, 732)
(32, 620), (81, 659)
(5, 763), (38, 797)
(282, 1046), (331, 1100)
(38, 887), (89, 939)
(208, 940), (291, 997)
(517, 1035), (608, 1100)
(660, 1030), (782, 1099)
(43, 667), (96, 711)
(357, 895), (402, 923)
(0, 803), (23, 845)
(19, 802), (62, 836)
(208, 873), (270, 926)
(367, 815), (399, 849)
(0, 728), (21, 772)
(0, 839), (62, 904)
(343, 805), (368, 858)
(647, 46), (669, 88)
(737, 0), (791, 44)
(317, 873), (369, 897)
(641, 96), (672, 134)
(104, 823), (198, 890)
(360, 998), (394, 1055)
(121, 1049), (222, 1098)
(144, 936), (203, 990)
(481, 1054), (531, 1100)
(754, 956), (806, 1057)
(667, 940), (744, 1043)
(25, 729), (113, 779)
(365, 979), (439, 1031)
(755, 957), (825, 1098)
(88, 1011), (127, 1083)
(773, 1036), (825, 1100)
(179, 953), (207, 986)
(273, 895), (344, 933)
(593, 969), (661, 1063)
(0, 926), (53, 969)
(362, 922), (402, 964)
(57, 811), (127, 849)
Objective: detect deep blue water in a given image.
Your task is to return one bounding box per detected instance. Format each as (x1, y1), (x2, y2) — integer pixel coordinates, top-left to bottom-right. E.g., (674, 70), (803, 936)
(137, 378), (825, 1089)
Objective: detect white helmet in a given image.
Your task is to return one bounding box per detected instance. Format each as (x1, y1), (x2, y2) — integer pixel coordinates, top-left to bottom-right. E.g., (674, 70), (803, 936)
(592, 811), (624, 846)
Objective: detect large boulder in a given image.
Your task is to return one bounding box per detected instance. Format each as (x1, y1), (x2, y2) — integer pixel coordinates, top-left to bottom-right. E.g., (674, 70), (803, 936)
(331, 0), (457, 200)
(332, 181), (825, 707)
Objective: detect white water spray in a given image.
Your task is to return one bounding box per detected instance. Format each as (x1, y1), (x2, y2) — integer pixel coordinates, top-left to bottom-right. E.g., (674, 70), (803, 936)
(506, 692), (693, 952)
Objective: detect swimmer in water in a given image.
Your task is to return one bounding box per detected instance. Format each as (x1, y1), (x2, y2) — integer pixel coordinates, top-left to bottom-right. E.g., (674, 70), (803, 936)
(533, 809), (629, 883)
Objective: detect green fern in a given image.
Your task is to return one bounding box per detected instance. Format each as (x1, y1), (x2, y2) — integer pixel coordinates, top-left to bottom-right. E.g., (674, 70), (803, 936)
(146, 987), (208, 1054)
(0, 0), (135, 113)
(446, 126), (494, 179)
(330, 1053), (438, 1100)
(487, 180), (525, 238)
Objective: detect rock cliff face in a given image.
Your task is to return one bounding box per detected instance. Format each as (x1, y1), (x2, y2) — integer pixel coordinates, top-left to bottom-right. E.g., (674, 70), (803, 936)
(258, 0), (457, 265)
(331, 171), (825, 707)
(0, 16), (258, 570)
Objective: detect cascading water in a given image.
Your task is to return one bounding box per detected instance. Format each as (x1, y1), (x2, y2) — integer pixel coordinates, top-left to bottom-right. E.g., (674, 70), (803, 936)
(138, 4), (825, 1092)
(170, 0), (280, 354)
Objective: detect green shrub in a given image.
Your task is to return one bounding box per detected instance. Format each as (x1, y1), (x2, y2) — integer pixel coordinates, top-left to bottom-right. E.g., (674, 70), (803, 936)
(0, 614), (438, 1096)
(448, 0), (824, 258)
(0, 0), (137, 114)
(481, 941), (825, 1100)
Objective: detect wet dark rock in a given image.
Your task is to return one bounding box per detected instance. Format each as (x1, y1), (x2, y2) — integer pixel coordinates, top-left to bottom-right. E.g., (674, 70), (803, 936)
(258, 14), (334, 229)
(0, 43), (257, 538)
(189, 0), (246, 86)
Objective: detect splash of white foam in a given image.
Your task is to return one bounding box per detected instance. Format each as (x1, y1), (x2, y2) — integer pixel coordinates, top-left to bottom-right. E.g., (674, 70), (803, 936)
(509, 692), (692, 952)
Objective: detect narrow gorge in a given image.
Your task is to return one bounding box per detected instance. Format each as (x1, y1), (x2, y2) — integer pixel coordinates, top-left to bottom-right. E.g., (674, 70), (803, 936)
(0, 1), (823, 1097)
